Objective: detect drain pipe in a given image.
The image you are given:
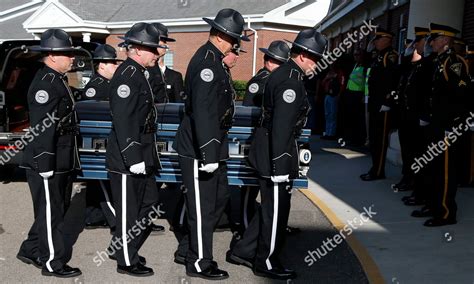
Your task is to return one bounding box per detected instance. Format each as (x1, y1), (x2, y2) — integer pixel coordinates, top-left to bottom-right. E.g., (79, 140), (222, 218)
(247, 17), (257, 76)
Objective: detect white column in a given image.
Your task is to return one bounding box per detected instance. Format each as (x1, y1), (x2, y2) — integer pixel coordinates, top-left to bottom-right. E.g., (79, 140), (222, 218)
(407, 0), (464, 35)
(82, 32), (91, 43)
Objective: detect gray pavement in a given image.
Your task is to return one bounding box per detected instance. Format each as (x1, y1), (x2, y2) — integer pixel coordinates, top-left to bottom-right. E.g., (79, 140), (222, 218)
(0, 164), (367, 283)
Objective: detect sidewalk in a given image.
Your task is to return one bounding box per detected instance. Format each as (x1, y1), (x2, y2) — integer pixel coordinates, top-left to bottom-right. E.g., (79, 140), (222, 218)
(307, 136), (474, 283)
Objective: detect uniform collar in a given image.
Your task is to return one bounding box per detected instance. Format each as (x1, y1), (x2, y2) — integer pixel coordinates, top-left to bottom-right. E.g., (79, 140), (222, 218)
(205, 41), (225, 61)
(288, 59), (305, 80)
(96, 73), (110, 83)
(43, 65), (66, 80)
(125, 57), (147, 73)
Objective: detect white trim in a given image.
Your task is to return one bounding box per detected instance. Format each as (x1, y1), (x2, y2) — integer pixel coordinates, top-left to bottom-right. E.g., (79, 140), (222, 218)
(0, 6), (39, 23)
(272, 152), (292, 161)
(243, 188), (250, 228)
(193, 159), (203, 272)
(43, 178), (55, 272)
(121, 141), (141, 153)
(199, 138), (221, 149)
(100, 180), (115, 217)
(33, 151), (55, 158)
(179, 202), (186, 226)
(265, 182), (279, 270)
(121, 174), (130, 266)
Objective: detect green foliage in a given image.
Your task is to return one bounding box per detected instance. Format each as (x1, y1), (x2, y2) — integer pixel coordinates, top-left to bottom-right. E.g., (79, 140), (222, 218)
(233, 80), (248, 101)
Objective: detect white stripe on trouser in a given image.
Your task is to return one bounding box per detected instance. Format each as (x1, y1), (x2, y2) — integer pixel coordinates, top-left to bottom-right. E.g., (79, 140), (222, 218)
(43, 178), (55, 272)
(121, 174), (130, 266)
(100, 180), (116, 216)
(265, 182), (279, 270)
(179, 202), (186, 226)
(243, 188), (250, 228)
(193, 160), (203, 272)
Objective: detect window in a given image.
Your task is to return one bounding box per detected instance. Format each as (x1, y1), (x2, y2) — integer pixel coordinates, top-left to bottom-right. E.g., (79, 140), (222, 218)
(164, 51), (174, 69)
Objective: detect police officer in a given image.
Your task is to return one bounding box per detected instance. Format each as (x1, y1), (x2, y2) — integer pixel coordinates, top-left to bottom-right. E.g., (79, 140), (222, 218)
(82, 44), (121, 230)
(228, 29), (327, 280)
(17, 28), (81, 277)
(173, 8), (249, 280)
(149, 23), (184, 103)
(360, 28), (400, 181)
(243, 40), (290, 107)
(240, 40), (290, 236)
(106, 23), (163, 276)
(422, 23), (470, 227)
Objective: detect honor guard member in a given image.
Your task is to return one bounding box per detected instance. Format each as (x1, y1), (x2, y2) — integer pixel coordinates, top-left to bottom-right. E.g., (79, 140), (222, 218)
(148, 23), (184, 103)
(465, 46), (474, 185)
(173, 8), (249, 280)
(82, 44), (121, 230)
(422, 23), (470, 226)
(106, 23), (164, 276)
(18, 28), (81, 278)
(360, 28), (400, 181)
(243, 40), (290, 107)
(229, 29), (327, 280)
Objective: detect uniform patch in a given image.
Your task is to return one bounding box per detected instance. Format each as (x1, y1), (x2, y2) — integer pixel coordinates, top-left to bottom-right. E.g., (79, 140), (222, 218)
(144, 70), (150, 80)
(248, 83), (259, 94)
(117, 84), (131, 98)
(282, 89), (296, 103)
(35, 90), (49, 104)
(200, 68), (214, 82)
(85, 88), (96, 98)
(450, 63), (462, 76)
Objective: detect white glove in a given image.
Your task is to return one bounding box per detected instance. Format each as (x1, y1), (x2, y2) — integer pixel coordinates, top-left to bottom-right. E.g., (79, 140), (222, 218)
(419, 119), (430, 127)
(39, 171), (54, 179)
(271, 175), (289, 183)
(299, 168), (309, 177)
(199, 163), (218, 173)
(130, 161), (146, 174)
(379, 105), (391, 112)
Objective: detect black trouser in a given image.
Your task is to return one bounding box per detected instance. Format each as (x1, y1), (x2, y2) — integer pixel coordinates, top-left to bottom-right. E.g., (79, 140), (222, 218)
(108, 172), (159, 266)
(342, 90), (366, 145)
(18, 170), (73, 272)
(240, 186), (259, 231)
(233, 178), (292, 270)
(368, 111), (391, 177)
(177, 157), (230, 273)
(85, 180), (116, 228)
(398, 118), (420, 180)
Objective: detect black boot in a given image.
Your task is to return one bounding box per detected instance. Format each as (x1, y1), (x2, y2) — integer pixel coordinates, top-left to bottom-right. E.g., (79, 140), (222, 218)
(117, 263), (154, 277)
(41, 265), (82, 278)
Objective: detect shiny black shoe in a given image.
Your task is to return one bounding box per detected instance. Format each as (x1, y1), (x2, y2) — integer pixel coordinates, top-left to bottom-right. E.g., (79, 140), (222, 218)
(360, 173), (385, 181)
(174, 251), (186, 265)
(226, 250), (253, 269)
(423, 218), (457, 227)
(109, 253), (146, 265)
(186, 266), (229, 280)
(411, 207), (434, 218)
(286, 226), (301, 235)
(41, 265), (82, 278)
(16, 254), (42, 269)
(253, 266), (296, 280)
(85, 220), (109, 229)
(117, 263), (154, 277)
(401, 194), (414, 202)
(150, 223), (165, 233)
(404, 198), (425, 206)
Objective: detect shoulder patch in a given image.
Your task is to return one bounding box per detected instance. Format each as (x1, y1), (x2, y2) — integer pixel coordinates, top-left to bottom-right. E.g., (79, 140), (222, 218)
(117, 84), (131, 98)
(35, 90), (49, 104)
(283, 89), (296, 103)
(450, 63), (462, 76)
(248, 83), (259, 94)
(200, 68), (214, 82)
(85, 88), (96, 98)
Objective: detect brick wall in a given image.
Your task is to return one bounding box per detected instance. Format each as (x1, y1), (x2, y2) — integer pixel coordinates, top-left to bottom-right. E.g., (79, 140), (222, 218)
(106, 29), (297, 81)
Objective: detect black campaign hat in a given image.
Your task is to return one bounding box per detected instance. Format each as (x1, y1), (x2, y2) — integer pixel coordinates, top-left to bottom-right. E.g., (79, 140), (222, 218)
(118, 23), (166, 48)
(259, 40), (290, 62)
(287, 28), (328, 58)
(203, 8), (250, 42)
(151, 22), (176, 42)
(30, 28), (79, 52)
(93, 44), (123, 61)
(430, 23), (459, 38)
(374, 28), (394, 40)
(414, 27), (429, 42)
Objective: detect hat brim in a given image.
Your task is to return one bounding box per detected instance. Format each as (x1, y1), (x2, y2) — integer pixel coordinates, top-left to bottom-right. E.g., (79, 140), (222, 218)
(203, 17), (250, 42)
(124, 37), (165, 49)
(285, 40), (324, 58)
(29, 46), (80, 52)
(93, 57), (124, 62)
(160, 35), (176, 42)
(259, 47), (288, 62)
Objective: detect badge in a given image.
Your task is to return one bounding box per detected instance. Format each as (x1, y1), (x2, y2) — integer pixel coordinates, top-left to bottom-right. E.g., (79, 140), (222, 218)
(283, 89), (296, 103)
(450, 63), (462, 76)
(117, 84), (131, 98)
(200, 68), (214, 82)
(85, 88), (96, 98)
(248, 83), (259, 94)
(144, 70), (150, 80)
(35, 90), (49, 104)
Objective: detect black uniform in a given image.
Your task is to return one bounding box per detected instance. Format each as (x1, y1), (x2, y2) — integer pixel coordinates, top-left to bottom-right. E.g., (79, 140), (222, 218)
(19, 65), (80, 272)
(366, 47), (399, 178)
(174, 41), (234, 273)
(105, 57), (160, 267)
(233, 59), (309, 270)
(242, 67), (270, 107)
(148, 65), (184, 103)
(427, 49), (470, 222)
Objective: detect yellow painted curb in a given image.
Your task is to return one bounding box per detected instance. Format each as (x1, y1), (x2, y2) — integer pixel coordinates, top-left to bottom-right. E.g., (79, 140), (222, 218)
(300, 189), (385, 284)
